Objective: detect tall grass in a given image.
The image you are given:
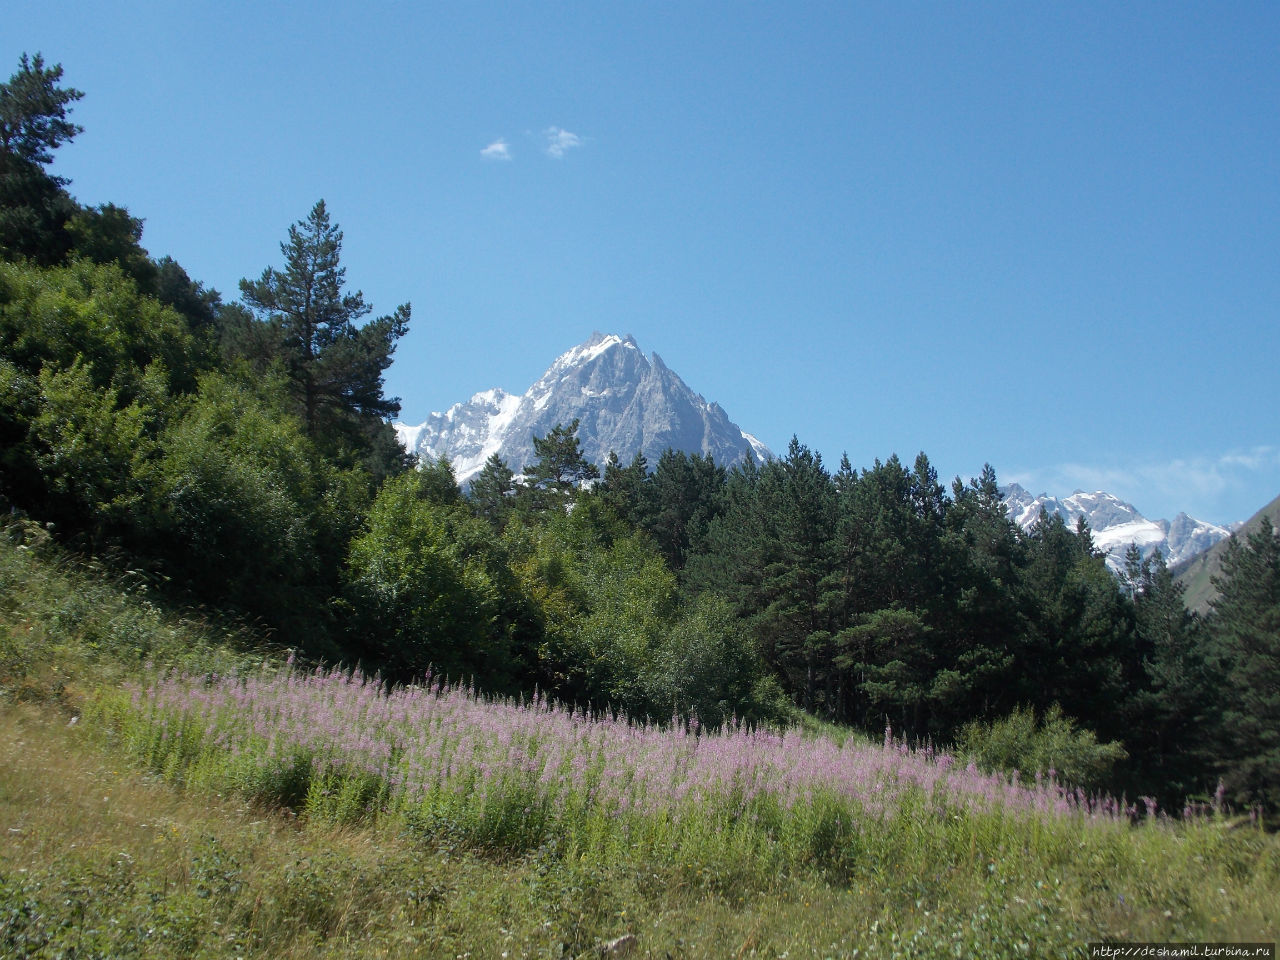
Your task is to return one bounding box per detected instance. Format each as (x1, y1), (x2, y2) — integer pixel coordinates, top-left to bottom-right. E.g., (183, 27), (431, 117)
(94, 662), (1187, 886)
(82, 659), (1280, 951)
(0, 518), (262, 706)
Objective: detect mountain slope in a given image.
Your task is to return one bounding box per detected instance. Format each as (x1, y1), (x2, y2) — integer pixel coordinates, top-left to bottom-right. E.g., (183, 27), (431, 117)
(394, 333), (771, 484)
(1172, 491), (1280, 614)
(1001, 484), (1232, 573)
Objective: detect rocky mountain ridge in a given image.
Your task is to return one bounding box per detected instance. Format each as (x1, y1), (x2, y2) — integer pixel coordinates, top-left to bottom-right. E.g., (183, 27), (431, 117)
(1001, 483), (1233, 572)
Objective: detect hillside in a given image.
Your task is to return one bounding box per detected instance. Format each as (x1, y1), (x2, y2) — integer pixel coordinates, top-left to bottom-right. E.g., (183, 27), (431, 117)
(2, 535), (1279, 957)
(1174, 491), (1280, 613)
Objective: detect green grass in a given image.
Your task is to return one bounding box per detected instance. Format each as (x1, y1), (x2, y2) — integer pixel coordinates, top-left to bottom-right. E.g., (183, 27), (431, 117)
(0, 518), (264, 706)
(2, 529), (1279, 957)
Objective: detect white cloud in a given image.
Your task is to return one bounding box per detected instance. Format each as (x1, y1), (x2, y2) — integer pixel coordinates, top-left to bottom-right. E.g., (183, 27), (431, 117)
(543, 126), (582, 158)
(480, 139), (511, 161)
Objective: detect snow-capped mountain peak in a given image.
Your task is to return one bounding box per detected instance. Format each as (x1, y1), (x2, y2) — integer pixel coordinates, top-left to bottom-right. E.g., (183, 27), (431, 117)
(394, 333), (770, 484)
(1000, 483), (1231, 571)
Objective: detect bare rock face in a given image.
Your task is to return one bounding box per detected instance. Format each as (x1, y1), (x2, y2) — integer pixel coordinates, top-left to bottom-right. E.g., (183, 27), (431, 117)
(395, 332), (770, 484)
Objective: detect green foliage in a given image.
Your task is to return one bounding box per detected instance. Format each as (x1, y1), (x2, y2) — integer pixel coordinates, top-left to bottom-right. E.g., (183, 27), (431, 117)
(505, 508), (653, 708)
(1010, 513), (1135, 742)
(519, 419), (599, 510)
(0, 53), (83, 167)
(468, 452), (516, 528)
(0, 54), (83, 264)
(958, 705), (1128, 791)
(0, 150), (76, 264)
(413, 456), (463, 506)
(839, 606), (934, 727)
(598, 448), (727, 570)
(597, 449), (651, 528)
(1121, 549), (1219, 807)
(346, 469), (535, 686)
(504, 506), (776, 724)
(1208, 517), (1280, 808)
(239, 200), (410, 475)
(0, 259), (195, 535)
(566, 531), (679, 714)
(645, 593), (785, 727)
(649, 450), (725, 569)
(29, 357), (163, 545)
(0, 258), (196, 394)
(144, 374), (339, 640)
(64, 203), (156, 286)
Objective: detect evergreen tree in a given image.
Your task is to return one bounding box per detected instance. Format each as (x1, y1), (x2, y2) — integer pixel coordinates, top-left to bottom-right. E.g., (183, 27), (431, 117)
(0, 150), (75, 264)
(239, 201), (410, 470)
(0, 54), (84, 265)
(469, 452), (516, 528)
(597, 450), (651, 528)
(1208, 517), (1280, 808)
(519, 419), (599, 509)
(932, 464), (1023, 729)
(645, 449), (725, 571)
(1018, 512), (1133, 740)
(1122, 547), (1219, 807)
(829, 453), (963, 733)
(685, 453), (767, 614)
(756, 437), (836, 712)
(0, 54), (84, 166)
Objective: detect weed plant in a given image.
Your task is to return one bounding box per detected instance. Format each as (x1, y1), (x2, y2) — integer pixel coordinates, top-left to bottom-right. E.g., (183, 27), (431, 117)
(86, 659), (1280, 952)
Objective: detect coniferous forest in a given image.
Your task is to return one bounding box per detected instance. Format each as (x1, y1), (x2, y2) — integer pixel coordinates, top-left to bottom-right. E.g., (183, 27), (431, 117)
(2, 52), (1279, 823)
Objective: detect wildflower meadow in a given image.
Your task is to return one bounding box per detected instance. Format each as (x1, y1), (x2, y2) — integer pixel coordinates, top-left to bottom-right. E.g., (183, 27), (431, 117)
(97, 661), (1190, 889)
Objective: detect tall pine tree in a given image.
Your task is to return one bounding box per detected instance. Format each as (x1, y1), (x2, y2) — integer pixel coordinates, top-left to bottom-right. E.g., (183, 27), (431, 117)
(239, 200), (410, 473)
(1208, 517), (1280, 808)
(0, 54), (83, 265)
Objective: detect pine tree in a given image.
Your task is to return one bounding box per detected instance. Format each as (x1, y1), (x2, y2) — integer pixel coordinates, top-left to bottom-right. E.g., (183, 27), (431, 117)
(239, 201), (410, 461)
(598, 450), (651, 528)
(1122, 548), (1218, 807)
(1018, 512), (1133, 739)
(756, 437), (836, 712)
(0, 54), (83, 265)
(933, 464), (1023, 729)
(520, 419), (599, 509)
(1208, 517), (1280, 807)
(469, 453), (516, 528)
(645, 449), (725, 570)
(0, 54), (83, 166)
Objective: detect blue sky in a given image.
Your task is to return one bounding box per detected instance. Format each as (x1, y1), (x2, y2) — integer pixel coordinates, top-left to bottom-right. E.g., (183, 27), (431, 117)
(10, 1), (1279, 525)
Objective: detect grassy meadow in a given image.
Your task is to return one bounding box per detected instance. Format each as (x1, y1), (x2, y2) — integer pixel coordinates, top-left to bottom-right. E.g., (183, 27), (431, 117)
(2, 532), (1278, 958)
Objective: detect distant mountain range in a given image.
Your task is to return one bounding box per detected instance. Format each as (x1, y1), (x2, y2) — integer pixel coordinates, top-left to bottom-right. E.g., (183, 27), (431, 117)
(1000, 484), (1234, 573)
(394, 332), (770, 485)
